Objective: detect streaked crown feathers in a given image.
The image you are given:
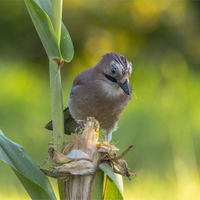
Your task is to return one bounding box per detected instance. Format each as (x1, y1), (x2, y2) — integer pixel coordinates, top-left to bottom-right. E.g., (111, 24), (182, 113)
(103, 52), (132, 77)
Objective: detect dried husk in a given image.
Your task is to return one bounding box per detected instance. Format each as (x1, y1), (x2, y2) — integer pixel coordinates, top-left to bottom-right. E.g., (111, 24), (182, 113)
(41, 117), (135, 199)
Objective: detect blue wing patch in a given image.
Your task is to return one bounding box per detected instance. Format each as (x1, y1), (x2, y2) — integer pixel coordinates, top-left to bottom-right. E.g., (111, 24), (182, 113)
(70, 85), (76, 98)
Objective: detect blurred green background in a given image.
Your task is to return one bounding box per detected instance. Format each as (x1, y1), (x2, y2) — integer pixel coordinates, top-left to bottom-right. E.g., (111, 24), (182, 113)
(1, 0), (200, 199)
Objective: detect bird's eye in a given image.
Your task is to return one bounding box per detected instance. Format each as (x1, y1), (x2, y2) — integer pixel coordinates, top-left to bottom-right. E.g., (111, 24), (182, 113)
(111, 67), (116, 75)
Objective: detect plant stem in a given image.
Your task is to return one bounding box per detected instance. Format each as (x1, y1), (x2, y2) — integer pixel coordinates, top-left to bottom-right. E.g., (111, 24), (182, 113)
(51, 0), (65, 198)
(49, 60), (64, 152)
(50, 0), (64, 151)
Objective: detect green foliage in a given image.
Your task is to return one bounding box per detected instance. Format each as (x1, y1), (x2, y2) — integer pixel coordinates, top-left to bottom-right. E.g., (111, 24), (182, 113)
(0, 130), (56, 200)
(104, 176), (123, 200)
(0, 0), (74, 198)
(24, 0), (74, 62)
(60, 23), (74, 62)
(90, 170), (104, 200)
(100, 163), (123, 199)
(32, 0), (74, 62)
(25, 0), (61, 59)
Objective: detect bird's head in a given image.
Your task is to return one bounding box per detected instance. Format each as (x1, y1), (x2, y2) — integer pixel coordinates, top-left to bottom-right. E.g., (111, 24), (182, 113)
(100, 52), (132, 95)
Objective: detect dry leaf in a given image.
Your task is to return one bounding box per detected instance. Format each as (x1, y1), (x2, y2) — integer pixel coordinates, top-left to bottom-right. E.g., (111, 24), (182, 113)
(66, 149), (92, 161)
(48, 146), (71, 164)
(41, 169), (70, 179)
(54, 160), (95, 175)
(70, 133), (79, 149)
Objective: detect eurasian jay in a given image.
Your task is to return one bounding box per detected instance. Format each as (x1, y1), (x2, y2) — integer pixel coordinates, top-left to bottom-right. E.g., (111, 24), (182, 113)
(46, 52), (132, 142)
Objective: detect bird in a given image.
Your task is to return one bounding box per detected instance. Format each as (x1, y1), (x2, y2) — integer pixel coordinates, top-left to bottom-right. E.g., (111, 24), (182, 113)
(45, 52), (132, 142)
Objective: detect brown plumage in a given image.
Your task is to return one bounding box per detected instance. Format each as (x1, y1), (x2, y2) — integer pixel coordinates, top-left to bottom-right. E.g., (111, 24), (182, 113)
(46, 52), (132, 142)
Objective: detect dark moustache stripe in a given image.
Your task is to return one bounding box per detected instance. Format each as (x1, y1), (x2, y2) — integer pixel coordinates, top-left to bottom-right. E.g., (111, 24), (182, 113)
(105, 74), (117, 83)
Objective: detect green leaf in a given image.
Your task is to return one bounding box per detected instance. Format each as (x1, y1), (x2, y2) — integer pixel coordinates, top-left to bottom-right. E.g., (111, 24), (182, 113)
(99, 163), (123, 199)
(90, 170), (104, 200)
(0, 130), (56, 200)
(104, 175), (123, 200)
(24, 0), (61, 59)
(27, 0), (74, 62)
(60, 23), (74, 62)
(57, 180), (64, 200)
(33, 0), (52, 16)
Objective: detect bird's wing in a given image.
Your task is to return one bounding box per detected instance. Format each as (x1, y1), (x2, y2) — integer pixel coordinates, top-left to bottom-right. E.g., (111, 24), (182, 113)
(63, 107), (79, 134)
(69, 70), (89, 98)
(45, 70), (88, 134)
(72, 69), (88, 87)
(45, 107), (79, 135)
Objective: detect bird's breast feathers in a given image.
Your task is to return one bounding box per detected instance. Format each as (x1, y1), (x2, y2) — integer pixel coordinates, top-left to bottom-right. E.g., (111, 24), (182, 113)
(101, 80), (125, 98)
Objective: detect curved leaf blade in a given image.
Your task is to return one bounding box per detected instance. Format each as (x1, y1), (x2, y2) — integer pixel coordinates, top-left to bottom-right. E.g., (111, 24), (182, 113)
(33, 0), (51, 16)
(24, 0), (61, 59)
(90, 170), (104, 200)
(13, 168), (55, 199)
(104, 175), (123, 200)
(31, 0), (74, 62)
(100, 163), (123, 199)
(60, 23), (74, 62)
(0, 130), (56, 200)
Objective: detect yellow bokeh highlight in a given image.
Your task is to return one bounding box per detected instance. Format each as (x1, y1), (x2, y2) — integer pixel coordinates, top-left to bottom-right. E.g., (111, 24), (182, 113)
(131, 0), (160, 32)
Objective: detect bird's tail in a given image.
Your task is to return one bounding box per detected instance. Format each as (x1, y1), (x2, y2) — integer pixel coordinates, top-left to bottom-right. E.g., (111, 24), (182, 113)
(45, 107), (79, 135)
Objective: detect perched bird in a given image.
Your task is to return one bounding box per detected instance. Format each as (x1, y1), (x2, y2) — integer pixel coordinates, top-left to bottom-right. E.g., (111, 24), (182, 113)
(46, 52), (132, 142)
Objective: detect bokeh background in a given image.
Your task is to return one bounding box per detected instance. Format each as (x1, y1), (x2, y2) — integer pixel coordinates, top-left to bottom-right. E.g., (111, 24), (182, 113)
(1, 0), (200, 199)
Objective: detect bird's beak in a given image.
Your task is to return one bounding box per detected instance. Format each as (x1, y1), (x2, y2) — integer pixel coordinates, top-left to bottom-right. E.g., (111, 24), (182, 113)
(117, 78), (130, 95)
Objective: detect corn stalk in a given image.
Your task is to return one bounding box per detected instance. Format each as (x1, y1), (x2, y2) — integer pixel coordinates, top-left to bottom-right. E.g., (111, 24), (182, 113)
(41, 118), (135, 199)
